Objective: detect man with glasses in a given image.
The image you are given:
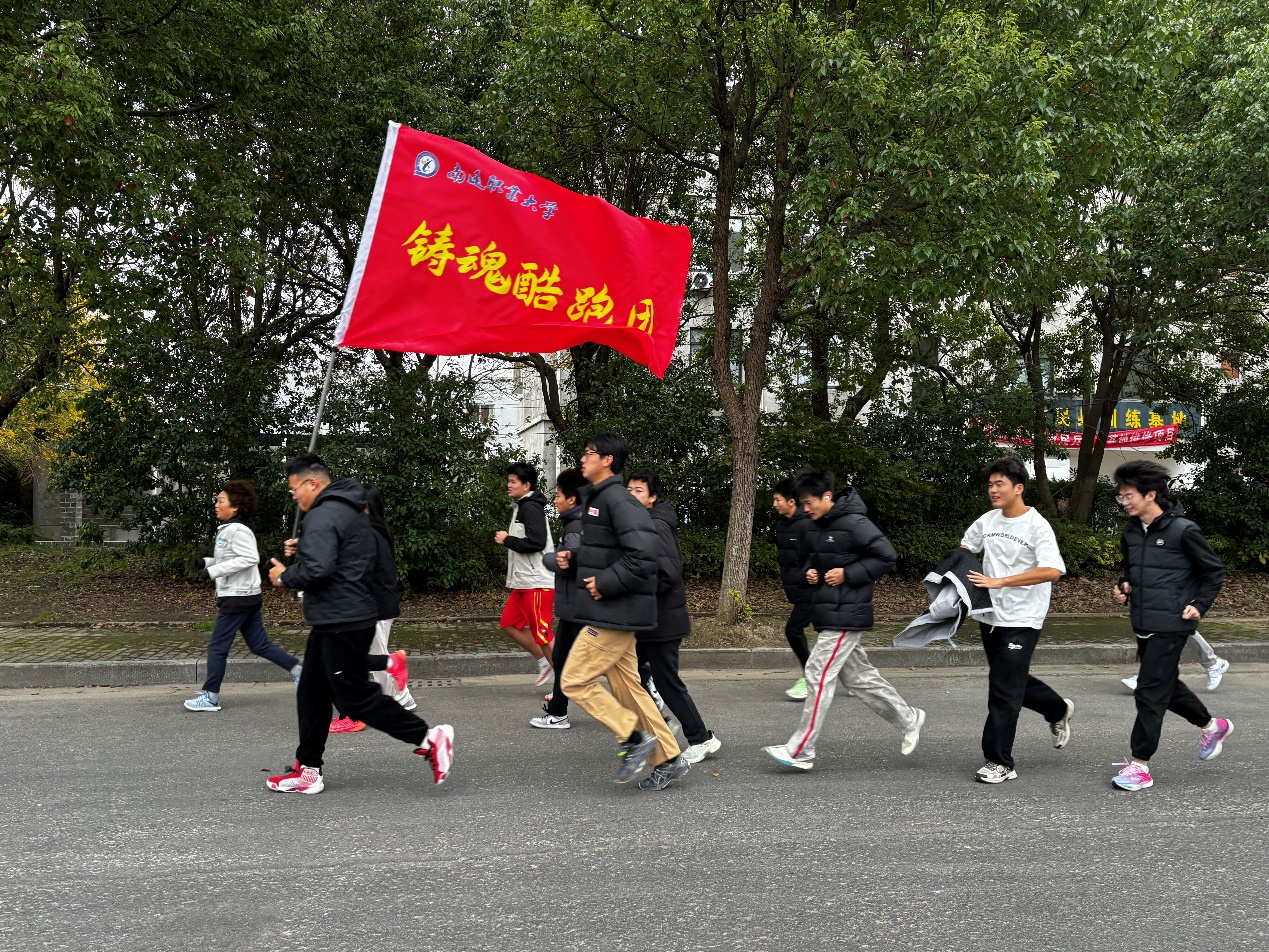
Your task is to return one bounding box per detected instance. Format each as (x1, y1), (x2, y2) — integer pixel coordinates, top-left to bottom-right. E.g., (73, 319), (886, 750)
(960, 457), (1073, 784)
(557, 433), (687, 790)
(263, 454), (453, 793)
(1110, 460), (1231, 792)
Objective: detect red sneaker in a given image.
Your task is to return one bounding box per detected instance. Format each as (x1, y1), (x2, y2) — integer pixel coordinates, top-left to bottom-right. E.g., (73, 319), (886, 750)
(386, 650), (409, 692)
(266, 761), (324, 794)
(330, 716), (365, 733)
(415, 724), (454, 785)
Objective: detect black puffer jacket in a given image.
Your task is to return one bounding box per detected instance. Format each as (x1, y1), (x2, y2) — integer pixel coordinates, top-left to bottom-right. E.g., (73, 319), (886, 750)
(642, 501), (690, 642)
(368, 513), (400, 622)
(570, 475), (659, 632)
(804, 490), (897, 632)
(776, 509), (813, 605)
(1120, 499), (1225, 633)
(279, 478), (378, 628)
(542, 502), (584, 622)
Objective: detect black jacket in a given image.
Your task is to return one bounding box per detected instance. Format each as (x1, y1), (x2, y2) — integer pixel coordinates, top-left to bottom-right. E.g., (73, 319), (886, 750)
(543, 503), (585, 622)
(642, 501), (691, 642)
(803, 490), (897, 632)
(569, 475), (659, 632)
(776, 510), (813, 605)
(503, 490), (549, 553)
(1120, 499), (1225, 633)
(368, 513), (400, 622)
(279, 478), (379, 628)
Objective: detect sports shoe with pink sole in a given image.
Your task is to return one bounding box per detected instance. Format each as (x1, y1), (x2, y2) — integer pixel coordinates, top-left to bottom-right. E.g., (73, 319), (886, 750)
(386, 650), (409, 693)
(1199, 718), (1233, 761)
(1111, 759), (1153, 791)
(266, 762), (324, 794)
(415, 724), (454, 784)
(329, 716), (365, 733)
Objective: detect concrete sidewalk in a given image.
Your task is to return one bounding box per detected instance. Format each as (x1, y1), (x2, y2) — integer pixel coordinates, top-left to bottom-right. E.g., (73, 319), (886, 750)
(2, 619), (1267, 687)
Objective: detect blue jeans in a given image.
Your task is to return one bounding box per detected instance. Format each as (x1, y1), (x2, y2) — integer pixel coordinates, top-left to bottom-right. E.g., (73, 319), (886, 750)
(202, 606), (299, 694)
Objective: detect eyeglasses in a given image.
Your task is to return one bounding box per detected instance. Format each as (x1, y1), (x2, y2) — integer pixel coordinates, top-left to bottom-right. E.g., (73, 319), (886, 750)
(289, 478), (317, 498)
(1115, 494), (1139, 503)
(580, 450), (599, 458)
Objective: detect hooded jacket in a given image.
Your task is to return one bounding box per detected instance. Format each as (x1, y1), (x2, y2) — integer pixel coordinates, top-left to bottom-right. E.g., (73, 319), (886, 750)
(202, 519), (263, 600)
(368, 512), (400, 622)
(893, 547), (994, 648)
(803, 490), (897, 632)
(279, 477), (379, 629)
(569, 475), (659, 632)
(1120, 499), (1225, 633)
(503, 490), (555, 589)
(775, 509), (813, 605)
(641, 500), (691, 642)
(542, 501), (585, 622)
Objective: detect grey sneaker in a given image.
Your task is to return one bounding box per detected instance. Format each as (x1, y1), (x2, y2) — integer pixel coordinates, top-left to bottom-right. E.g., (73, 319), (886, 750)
(615, 732), (659, 783)
(901, 709), (926, 756)
(529, 713), (571, 729)
(638, 755), (690, 791)
(1050, 698), (1074, 749)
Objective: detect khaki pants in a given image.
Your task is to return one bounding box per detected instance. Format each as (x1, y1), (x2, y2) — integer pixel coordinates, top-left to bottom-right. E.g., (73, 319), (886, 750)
(561, 625), (680, 767)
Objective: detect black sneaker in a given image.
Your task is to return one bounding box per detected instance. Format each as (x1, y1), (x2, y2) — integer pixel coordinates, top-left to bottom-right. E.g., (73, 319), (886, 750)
(615, 732), (659, 783)
(638, 755), (690, 791)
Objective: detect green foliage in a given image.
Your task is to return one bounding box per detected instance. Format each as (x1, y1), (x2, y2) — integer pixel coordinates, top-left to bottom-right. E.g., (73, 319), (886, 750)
(1176, 381), (1269, 568)
(887, 524), (969, 578)
(319, 360), (516, 592)
(0, 524), (37, 545)
(678, 526), (779, 583)
(1049, 521), (1121, 578)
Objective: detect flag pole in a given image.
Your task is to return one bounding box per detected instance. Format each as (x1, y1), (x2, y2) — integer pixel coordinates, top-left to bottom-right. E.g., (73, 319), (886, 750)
(291, 347), (340, 537)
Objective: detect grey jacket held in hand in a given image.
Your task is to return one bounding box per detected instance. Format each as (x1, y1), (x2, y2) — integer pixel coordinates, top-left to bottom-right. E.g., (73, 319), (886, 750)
(894, 547), (994, 648)
(279, 478), (379, 628)
(570, 475), (659, 632)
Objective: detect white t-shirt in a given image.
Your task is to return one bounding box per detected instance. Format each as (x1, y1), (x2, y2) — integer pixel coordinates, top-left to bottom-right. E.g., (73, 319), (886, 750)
(960, 508), (1066, 629)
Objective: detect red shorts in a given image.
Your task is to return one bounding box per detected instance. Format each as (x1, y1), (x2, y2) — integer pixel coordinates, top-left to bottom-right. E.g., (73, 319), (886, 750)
(501, 589), (554, 645)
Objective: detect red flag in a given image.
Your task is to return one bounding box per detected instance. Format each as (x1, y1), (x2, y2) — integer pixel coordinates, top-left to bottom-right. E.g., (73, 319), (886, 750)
(335, 123), (694, 377)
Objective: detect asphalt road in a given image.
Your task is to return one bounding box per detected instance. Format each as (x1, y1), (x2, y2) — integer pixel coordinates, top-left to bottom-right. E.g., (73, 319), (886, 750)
(2, 664), (1265, 952)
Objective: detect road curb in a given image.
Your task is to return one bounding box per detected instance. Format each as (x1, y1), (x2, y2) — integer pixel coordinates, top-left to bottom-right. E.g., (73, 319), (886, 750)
(4, 642), (1269, 688)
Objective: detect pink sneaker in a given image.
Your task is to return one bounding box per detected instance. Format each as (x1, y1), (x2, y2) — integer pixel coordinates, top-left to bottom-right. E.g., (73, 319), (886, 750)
(266, 761), (324, 794)
(1111, 760), (1153, 791)
(415, 724), (454, 785)
(386, 650), (409, 692)
(533, 664), (553, 687)
(1199, 718), (1233, 761)
(329, 716), (365, 733)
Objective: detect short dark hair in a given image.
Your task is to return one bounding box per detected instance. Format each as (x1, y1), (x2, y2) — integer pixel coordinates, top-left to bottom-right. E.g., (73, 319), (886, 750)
(222, 480), (258, 517)
(1114, 459), (1171, 501)
(506, 461), (538, 490)
(584, 432), (629, 474)
(284, 453), (330, 481)
(627, 467), (661, 498)
(553, 467), (586, 503)
(772, 477), (798, 500)
(794, 470), (834, 500)
(984, 457), (1028, 488)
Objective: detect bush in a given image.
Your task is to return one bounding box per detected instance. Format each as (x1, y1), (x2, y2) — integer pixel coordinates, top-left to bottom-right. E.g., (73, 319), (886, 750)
(0, 524), (38, 544)
(1049, 520), (1120, 577)
(678, 525), (779, 582)
(887, 524), (967, 577)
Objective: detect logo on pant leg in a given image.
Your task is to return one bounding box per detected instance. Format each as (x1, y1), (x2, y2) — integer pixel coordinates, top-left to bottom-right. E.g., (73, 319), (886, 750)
(1007, 643), (1022, 650)
(585, 627), (598, 637)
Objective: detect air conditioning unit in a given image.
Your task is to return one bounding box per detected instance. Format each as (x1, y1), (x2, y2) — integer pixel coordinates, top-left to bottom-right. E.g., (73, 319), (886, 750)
(688, 270), (714, 291)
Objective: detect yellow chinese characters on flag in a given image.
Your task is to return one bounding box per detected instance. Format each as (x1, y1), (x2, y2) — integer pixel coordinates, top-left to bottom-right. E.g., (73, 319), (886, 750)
(336, 124), (693, 377)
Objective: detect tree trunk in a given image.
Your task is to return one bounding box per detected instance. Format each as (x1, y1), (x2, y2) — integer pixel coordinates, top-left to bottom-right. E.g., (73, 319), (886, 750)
(1021, 306), (1058, 518)
(1068, 291), (1136, 523)
(807, 313), (832, 420)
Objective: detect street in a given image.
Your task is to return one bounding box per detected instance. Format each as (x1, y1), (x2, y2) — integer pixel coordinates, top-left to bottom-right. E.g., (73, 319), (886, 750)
(1, 665), (1265, 952)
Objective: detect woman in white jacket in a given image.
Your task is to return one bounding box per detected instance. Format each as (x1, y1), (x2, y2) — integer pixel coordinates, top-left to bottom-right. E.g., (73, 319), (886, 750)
(184, 481), (302, 712)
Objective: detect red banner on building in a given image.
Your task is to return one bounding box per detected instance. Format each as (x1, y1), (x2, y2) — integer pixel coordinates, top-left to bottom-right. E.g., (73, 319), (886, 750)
(996, 424), (1181, 449)
(334, 123), (693, 377)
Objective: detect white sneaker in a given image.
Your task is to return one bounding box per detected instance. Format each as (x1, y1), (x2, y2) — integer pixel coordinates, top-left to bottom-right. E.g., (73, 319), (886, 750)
(975, 762), (1018, 784)
(1050, 698), (1074, 749)
(682, 732), (721, 764)
(533, 663), (553, 687)
(1121, 675), (1139, 692)
(395, 688), (417, 711)
(763, 744), (814, 770)
(529, 713), (571, 729)
(183, 691), (221, 712)
(646, 678), (667, 714)
(1205, 658), (1230, 692)
(901, 709), (925, 756)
